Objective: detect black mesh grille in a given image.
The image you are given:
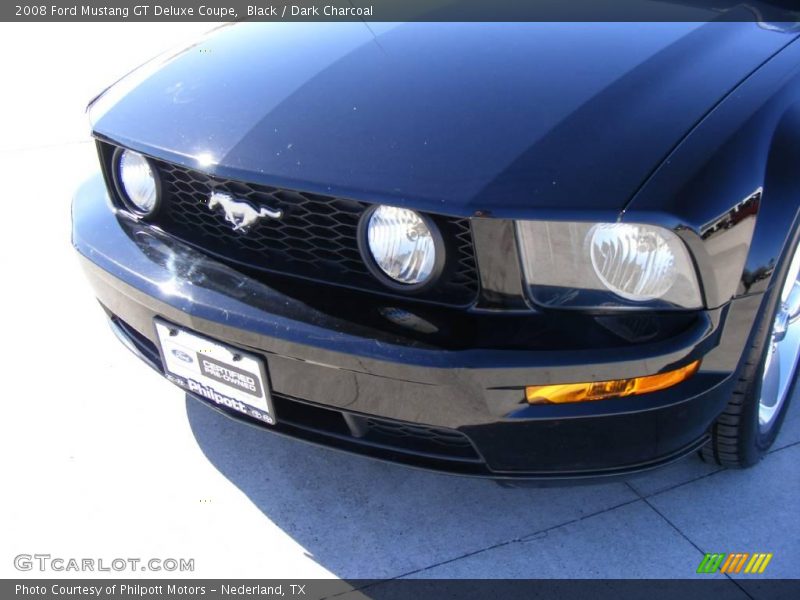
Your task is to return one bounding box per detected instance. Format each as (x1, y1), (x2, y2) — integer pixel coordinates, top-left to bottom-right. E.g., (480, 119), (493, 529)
(116, 149), (479, 306)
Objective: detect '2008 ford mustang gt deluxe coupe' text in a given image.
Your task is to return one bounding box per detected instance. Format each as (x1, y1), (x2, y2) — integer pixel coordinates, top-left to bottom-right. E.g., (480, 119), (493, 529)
(73, 21), (800, 481)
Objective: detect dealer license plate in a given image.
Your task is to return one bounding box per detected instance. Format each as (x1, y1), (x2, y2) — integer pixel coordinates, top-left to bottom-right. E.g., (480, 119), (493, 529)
(154, 319), (275, 425)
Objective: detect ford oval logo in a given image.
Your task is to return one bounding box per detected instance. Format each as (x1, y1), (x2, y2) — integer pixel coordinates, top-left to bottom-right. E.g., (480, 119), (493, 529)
(171, 349), (194, 364)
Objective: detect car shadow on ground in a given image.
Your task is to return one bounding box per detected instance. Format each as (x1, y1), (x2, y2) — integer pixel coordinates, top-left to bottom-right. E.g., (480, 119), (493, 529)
(182, 393), (748, 579)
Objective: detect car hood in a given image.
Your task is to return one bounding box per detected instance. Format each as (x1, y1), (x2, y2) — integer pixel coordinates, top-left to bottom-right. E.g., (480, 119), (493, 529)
(90, 22), (797, 217)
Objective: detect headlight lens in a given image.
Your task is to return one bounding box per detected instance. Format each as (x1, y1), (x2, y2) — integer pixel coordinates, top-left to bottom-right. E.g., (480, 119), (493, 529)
(117, 149), (159, 216)
(365, 206), (439, 286)
(516, 220), (702, 309)
(589, 223), (678, 300)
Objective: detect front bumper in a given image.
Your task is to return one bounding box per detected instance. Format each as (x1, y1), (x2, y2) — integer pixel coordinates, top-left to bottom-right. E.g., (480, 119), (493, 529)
(73, 173), (765, 481)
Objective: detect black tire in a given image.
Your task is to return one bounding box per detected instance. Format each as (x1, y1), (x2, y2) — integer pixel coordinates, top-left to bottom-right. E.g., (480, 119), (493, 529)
(700, 236), (799, 468)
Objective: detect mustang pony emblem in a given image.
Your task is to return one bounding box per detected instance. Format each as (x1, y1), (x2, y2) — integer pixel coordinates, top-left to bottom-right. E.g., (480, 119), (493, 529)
(207, 191), (283, 233)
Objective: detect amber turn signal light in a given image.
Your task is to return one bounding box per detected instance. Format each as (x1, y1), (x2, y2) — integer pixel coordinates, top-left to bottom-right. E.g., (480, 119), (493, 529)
(525, 360), (701, 405)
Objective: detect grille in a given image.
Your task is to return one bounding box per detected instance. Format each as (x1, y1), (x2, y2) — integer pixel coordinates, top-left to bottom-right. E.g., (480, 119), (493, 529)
(117, 149), (479, 306)
(365, 418), (475, 450)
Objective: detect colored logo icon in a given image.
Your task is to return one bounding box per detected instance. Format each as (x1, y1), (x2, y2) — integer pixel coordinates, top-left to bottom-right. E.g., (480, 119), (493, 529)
(697, 553), (773, 574)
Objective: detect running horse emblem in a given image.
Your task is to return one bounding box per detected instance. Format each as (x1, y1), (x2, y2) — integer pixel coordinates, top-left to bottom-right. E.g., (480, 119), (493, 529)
(206, 191), (283, 233)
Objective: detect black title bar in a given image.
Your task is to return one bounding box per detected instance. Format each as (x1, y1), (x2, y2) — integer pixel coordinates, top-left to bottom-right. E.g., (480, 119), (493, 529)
(4, 0), (800, 22)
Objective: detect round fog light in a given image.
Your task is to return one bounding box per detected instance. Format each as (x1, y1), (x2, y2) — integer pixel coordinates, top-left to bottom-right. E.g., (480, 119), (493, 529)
(115, 149), (160, 216)
(362, 205), (442, 288)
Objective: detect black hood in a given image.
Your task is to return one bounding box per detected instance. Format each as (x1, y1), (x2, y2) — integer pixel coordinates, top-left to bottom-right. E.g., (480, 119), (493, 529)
(91, 22), (797, 217)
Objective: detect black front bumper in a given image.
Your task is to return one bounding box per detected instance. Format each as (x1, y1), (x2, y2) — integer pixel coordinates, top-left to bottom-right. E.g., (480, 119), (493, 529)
(72, 173), (765, 481)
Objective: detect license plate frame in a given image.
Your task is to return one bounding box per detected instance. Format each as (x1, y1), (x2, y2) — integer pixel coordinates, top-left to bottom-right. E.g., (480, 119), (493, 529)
(154, 319), (275, 425)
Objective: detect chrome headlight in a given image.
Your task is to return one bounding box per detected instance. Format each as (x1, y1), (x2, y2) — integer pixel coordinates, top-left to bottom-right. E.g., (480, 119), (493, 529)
(113, 149), (160, 217)
(516, 220), (702, 309)
(361, 206), (443, 288)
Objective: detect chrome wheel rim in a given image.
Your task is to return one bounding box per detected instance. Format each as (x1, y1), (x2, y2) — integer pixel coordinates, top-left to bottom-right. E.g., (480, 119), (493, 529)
(759, 241), (800, 433)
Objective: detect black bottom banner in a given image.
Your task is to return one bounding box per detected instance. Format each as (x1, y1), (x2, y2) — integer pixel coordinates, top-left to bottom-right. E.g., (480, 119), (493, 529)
(5, 579), (800, 600)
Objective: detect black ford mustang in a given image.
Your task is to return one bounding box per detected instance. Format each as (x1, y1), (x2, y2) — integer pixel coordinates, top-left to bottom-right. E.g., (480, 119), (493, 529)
(73, 21), (800, 481)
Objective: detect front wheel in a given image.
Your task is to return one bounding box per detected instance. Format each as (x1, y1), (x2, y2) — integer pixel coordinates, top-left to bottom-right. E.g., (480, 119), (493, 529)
(701, 235), (800, 467)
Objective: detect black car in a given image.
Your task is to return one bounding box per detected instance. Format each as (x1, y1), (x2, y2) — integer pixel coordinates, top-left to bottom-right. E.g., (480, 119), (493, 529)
(73, 21), (800, 482)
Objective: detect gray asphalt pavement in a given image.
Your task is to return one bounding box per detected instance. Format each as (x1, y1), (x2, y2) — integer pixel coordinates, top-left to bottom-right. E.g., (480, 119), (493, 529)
(0, 24), (797, 589)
